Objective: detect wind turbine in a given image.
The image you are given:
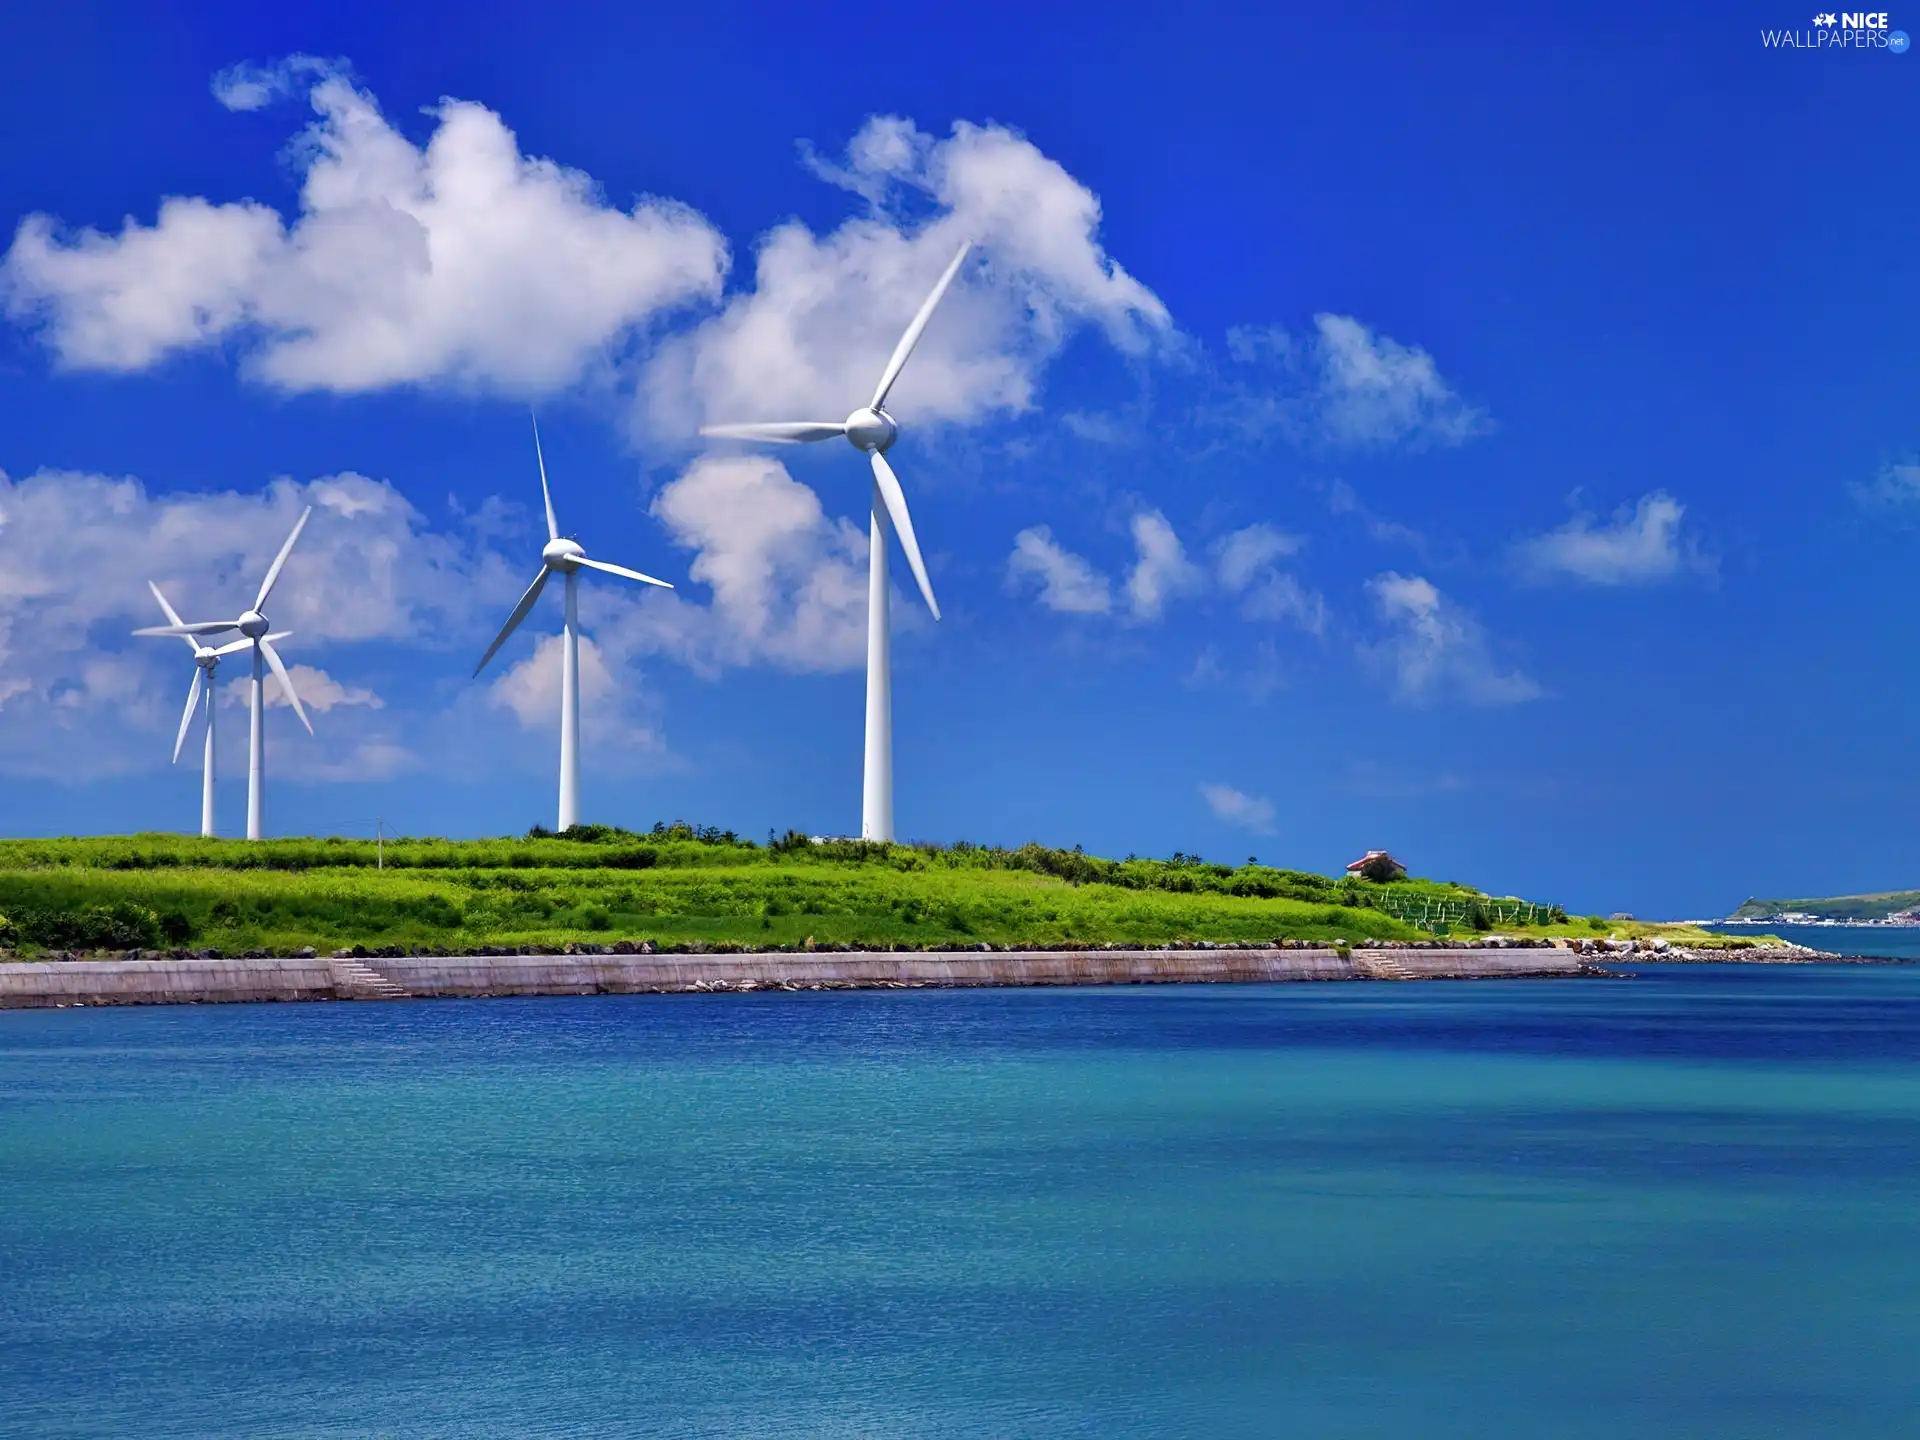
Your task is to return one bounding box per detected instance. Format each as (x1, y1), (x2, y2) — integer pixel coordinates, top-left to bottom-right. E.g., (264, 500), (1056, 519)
(473, 418), (674, 832)
(135, 508), (315, 841)
(137, 582), (286, 837)
(701, 240), (971, 842)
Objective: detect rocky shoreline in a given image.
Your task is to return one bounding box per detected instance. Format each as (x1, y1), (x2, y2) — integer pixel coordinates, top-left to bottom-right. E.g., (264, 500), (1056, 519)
(0, 934), (1853, 965)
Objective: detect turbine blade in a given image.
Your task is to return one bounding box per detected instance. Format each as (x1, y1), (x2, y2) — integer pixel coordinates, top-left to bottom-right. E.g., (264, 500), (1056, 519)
(211, 636), (254, 657)
(532, 412), (560, 542)
(473, 566), (552, 676)
(870, 240), (972, 411)
(262, 631), (294, 644)
(259, 640), (313, 736)
(148, 582), (198, 650)
(172, 669), (202, 766)
(574, 555), (673, 589)
(254, 505), (313, 612)
(869, 450), (940, 620)
(135, 621), (240, 638)
(699, 421), (848, 445)
(148, 581), (187, 629)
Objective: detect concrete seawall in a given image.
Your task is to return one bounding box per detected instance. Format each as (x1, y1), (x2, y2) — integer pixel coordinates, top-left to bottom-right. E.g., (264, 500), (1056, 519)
(0, 946), (1597, 1010)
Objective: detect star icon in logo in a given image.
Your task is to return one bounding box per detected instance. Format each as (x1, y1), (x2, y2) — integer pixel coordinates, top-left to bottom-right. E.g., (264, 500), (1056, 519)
(1813, 11), (1837, 23)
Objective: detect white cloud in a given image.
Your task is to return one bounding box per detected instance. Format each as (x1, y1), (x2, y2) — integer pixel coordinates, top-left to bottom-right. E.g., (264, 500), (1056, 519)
(0, 467), (507, 660)
(1852, 459), (1920, 511)
(586, 454), (873, 677)
(1199, 782), (1277, 835)
(1224, 315), (1490, 451)
(1004, 514), (1322, 633)
(1126, 512), (1204, 622)
(221, 663), (381, 713)
(642, 115), (1170, 441)
(298, 740), (417, 783)
(1363, 572), (1540, 707)
(0, 466), (518, 778)
(210, 54), (339, 112)
(1006, 526), (1112, 614)
(5, 75), (1167, 442)
(1515, 491), (1705, 585)
(3, 65), (726, 394)
(486, 630), (659, 752)
(1211, 523), (1300, 590)
(1211, 523), (1325, 633)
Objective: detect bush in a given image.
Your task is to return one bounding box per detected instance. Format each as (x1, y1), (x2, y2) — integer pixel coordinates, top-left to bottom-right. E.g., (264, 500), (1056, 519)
(1464, 900), (1492, 932)
(13, 902), (163, 951)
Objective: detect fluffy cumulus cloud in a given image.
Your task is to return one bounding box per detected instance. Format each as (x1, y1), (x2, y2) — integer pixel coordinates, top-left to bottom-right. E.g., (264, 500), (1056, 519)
(1515, 491), (1707, 586)
(1363, 572), (1540, 707)
(0, 466), (519, 778)
(1225, 316), (1490, 451)
(2, 57), (726, 394)
(640, 115), (1171, 440)
(1006, 514), (1324, 632)
(566, 454), (874, 677)
(485, 632), (660, 761)
(1199, 781), (1277, 835)
(1006, 526), (1112, 614)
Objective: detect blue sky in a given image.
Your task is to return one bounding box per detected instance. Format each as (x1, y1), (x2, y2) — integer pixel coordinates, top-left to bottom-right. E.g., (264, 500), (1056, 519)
(0, 0), (1914, 917)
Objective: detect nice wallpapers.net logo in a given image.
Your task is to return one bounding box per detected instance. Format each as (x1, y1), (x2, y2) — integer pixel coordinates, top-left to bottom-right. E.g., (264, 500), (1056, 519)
(1762, 11), (1911, 49)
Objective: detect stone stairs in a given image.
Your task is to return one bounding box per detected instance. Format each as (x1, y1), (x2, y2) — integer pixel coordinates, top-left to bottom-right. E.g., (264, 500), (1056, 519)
(328, 957), (411, 1000)
(1355, 951), (1417, 982)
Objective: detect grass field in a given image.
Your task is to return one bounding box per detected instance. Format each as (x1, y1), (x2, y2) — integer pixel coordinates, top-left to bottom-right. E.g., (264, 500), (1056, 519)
(0, 825), (1759, 956)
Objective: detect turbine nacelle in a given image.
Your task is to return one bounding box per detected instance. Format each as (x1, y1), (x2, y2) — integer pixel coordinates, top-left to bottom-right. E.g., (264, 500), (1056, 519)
(238, 610), (269, 639)
(543, 537), (587, 572)
(843, 407), (898, 454)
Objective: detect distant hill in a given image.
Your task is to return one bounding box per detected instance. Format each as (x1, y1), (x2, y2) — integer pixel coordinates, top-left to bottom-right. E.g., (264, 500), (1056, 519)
(1730, 890), (1920, 923)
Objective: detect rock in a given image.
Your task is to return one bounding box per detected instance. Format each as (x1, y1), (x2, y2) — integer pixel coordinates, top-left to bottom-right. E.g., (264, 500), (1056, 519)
(639, 940), (657, 955)
(294, 947), (316, 959)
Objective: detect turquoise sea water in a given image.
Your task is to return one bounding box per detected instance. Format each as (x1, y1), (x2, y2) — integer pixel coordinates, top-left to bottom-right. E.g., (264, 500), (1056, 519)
(3, 967), (1919, 1438)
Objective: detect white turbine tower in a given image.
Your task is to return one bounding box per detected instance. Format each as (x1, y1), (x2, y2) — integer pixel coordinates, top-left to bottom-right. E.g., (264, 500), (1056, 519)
(473, 418), (674, 833)
(700, 240), (971, 843)
(135, 508), (315, 841)
(136, 582), (288, 837)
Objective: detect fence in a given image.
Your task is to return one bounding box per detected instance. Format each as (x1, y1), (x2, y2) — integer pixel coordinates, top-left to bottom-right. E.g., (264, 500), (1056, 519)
(1364, 889), (1559, 933)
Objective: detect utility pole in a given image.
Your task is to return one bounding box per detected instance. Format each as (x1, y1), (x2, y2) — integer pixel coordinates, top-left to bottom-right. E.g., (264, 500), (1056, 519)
(376, 816), (384, 871)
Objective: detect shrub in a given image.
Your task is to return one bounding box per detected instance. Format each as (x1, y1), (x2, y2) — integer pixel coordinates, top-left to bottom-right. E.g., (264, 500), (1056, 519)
(13, 902), (163, 950)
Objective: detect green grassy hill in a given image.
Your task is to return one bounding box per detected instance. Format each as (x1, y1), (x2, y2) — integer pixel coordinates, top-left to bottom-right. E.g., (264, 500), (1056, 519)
(0, 826), (1573, 956)
(1730, 890), (1920, 923)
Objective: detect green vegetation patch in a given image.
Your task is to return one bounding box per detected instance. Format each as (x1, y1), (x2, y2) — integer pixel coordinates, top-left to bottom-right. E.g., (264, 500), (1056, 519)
(0, 826), (1563, 956)
(1731, 890), (1920, 923)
